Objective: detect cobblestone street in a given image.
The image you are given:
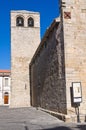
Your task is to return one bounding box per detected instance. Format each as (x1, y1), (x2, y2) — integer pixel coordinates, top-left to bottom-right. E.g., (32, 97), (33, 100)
(0, 107), (86, 130)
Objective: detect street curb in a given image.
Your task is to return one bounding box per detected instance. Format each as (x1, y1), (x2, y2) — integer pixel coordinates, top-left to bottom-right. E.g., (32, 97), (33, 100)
(38, 107), (71, 122)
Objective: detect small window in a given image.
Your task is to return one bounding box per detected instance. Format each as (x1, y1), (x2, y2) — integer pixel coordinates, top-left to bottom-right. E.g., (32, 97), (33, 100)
(4, 92), (9, 95)
(16, 16), (24, 27)
(28, 17), (34, 27)
(5, 78), (9, 86)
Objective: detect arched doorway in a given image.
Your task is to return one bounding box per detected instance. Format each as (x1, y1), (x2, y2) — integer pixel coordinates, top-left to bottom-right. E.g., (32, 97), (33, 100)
(4, 92), (9, 104)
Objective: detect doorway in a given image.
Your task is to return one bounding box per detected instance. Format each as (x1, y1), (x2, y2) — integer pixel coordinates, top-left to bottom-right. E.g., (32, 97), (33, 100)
(4, 92), (9, 104)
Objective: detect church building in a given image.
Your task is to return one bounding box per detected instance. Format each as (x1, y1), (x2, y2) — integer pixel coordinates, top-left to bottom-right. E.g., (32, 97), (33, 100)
(30, 0), (86, 122)
(10, 0), (86, 122)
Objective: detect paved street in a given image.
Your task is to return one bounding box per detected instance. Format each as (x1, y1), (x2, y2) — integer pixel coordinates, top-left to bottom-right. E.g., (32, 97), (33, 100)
(0, 107), (86, 130)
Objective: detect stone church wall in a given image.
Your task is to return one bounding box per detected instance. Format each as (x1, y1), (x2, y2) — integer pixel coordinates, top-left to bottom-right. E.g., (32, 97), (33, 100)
(61, 0), (86, 115)
(10, 11), (40, 107)
(30, 19), (67, 114)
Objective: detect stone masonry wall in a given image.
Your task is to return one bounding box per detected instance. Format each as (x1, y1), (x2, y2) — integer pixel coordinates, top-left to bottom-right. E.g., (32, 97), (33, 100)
(61, 0), (86, 115)
(30, 21), (67, 114)
(10, 11), (40, 107)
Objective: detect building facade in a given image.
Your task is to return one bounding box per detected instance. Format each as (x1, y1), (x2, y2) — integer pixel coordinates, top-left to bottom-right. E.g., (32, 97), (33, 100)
(0, 70), (10, 106)
(10, 10), (40, 107)
(30, 0), (86, 121)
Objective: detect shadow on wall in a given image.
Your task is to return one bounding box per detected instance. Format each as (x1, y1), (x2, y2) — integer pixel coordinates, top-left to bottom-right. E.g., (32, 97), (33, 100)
(42, 125), (86, 130)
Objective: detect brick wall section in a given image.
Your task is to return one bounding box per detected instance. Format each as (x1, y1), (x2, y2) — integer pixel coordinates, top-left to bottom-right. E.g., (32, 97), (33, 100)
(30, 19), (67, 114)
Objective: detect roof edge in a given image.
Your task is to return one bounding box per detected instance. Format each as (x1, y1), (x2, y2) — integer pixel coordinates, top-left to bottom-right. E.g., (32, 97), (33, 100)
(11, 10), (40, 14)
(0, 70), (11, 73)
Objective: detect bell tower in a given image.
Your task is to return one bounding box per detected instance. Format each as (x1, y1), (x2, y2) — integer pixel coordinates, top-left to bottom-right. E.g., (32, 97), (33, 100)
(60, 0), (86, 115)
(10, 10), (40, 107)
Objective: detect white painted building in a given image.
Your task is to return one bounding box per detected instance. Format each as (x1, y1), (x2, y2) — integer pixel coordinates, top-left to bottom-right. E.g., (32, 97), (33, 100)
(0, 70), (11, 106)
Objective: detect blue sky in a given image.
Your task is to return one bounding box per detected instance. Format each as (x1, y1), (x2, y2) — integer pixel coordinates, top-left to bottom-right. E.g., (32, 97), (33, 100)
(0, 0), (60, 70)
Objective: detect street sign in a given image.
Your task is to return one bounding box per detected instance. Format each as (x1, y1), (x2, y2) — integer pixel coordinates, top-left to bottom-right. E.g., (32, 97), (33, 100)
(72, 82), (82, 103)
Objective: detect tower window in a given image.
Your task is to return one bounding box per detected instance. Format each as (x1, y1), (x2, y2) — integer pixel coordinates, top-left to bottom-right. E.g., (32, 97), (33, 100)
(16, 16), (24, 27)
(28, 17), (34, 27)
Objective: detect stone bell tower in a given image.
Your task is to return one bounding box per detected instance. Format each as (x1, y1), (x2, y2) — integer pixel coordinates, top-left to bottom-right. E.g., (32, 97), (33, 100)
(60, 0), (86, 116)
(10, 10), (40, 107)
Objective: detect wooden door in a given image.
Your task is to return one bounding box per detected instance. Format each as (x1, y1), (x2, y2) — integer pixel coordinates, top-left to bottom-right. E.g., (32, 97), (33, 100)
(4, 95), (9, 104)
